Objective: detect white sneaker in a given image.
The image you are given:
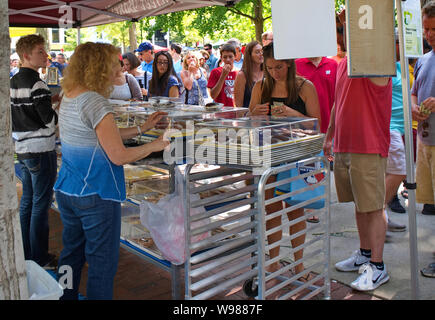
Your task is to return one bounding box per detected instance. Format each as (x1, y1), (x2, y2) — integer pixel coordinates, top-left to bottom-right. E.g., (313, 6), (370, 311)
(335, 250), (370, 272)
(350, 263), (390, 291)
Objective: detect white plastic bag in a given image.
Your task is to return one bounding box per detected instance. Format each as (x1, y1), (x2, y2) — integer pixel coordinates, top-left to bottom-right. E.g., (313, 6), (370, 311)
(140, 167), (209, 265)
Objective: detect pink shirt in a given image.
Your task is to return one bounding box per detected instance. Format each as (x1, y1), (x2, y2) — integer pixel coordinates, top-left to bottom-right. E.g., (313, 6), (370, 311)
(333, 58), (392, 157)
(296, 57), (337, 133)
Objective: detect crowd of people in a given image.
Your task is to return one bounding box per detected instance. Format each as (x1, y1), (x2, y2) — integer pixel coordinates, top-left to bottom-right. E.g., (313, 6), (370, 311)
(8, 1), (435, 300)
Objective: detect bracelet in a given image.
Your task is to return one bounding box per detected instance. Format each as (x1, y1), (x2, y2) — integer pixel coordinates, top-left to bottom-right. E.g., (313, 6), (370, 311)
(136, 125), (142, 136)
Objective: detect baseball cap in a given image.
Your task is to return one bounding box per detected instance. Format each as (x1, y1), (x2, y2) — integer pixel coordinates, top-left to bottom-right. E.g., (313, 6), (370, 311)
(135, 41), (153, 53)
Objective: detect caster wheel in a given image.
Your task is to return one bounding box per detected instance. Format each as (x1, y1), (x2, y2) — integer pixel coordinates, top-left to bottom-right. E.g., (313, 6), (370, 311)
(243, 278), (258, 297)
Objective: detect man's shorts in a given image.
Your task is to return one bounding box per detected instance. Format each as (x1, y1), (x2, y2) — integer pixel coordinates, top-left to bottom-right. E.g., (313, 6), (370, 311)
(416, 140), (435, 204)
(386, 129), (406, 175)
(334, 153), (387, 213)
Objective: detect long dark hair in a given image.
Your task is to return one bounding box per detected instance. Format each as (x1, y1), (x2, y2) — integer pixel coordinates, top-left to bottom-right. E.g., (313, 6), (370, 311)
(241, 41), (263, 91)
(122, 52), (141, 70)
(149, 51), (178, 97)
(261, 42), (304, 105)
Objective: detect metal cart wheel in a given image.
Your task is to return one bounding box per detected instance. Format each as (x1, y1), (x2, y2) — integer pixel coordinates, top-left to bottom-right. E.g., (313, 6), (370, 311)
(243, 278), (258, 298)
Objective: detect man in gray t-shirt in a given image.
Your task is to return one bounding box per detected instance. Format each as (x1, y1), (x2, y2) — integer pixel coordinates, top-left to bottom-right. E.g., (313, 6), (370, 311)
(410, 1), (435, 278)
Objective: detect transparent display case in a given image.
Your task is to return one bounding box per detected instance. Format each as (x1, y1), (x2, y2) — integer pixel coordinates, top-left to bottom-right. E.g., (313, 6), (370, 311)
(193, 116), (324, 167)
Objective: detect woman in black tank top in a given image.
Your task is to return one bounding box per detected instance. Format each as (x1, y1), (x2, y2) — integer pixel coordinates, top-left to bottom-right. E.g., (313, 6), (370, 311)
(249, 43), (321, 124)
(247, 43), (322, 287)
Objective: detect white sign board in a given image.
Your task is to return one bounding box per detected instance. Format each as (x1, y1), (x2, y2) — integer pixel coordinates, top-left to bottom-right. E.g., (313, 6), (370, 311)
(271, 0), (337, 60)
(401, 0), (424, 58)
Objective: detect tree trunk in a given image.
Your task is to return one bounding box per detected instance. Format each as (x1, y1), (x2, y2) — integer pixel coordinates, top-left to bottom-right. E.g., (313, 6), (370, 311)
(0, 0), (29, 300)
(129, 22), (137, 52)
(254, 0), (264, 43)
(36, 28), (49, 50)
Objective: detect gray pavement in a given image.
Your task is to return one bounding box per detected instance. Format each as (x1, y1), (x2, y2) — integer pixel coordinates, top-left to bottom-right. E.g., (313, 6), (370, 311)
(319, 175), (435, 300)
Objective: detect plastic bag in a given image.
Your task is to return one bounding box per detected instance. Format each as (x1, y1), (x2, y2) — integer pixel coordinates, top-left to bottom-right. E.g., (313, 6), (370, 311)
(140, 166), (209, 265)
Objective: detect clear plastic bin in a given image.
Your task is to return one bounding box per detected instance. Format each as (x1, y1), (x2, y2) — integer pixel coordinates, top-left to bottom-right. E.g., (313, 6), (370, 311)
(26, 260), (63, 300)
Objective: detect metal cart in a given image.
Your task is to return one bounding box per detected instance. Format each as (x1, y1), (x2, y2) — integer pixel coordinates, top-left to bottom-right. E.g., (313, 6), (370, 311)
(181, 156), (330, 300)
(116, 105), (250, 300)
(118, 112), (331, 300)
(180, 116), (330, 300)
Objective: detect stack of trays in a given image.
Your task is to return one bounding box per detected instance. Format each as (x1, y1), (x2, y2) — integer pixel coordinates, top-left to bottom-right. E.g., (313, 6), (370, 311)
(193, 117), (324, 167)
(192, 135), (324, 167)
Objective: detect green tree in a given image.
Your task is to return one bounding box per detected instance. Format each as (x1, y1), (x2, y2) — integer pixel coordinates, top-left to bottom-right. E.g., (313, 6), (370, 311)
(335, 0), (345, 12)
(84, 0), (347, 49)
(96, 21), (131, 51)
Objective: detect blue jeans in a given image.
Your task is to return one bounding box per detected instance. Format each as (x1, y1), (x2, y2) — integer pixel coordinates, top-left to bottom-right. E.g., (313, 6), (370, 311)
(18, 150), (57, 266)
(55, 191), (121, 300)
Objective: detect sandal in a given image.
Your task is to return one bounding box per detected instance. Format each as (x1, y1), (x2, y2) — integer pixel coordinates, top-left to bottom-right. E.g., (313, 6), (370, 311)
(297, 272), (316, 283)
(306, 216), (320, 223)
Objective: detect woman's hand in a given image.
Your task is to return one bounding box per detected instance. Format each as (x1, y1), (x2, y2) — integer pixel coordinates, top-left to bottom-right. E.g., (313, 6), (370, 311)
(272, 104), (301, 117)
(149, 135), (170, 153)
(141, 111), (168, 132)
(251, 102), (270, 115)
(188, 61), (197, 74)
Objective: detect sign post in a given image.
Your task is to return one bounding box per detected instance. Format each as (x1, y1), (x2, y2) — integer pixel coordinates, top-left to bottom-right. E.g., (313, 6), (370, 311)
(396, 0), (422, 300)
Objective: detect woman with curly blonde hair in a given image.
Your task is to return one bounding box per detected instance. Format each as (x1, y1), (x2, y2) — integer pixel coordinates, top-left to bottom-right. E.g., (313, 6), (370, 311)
(54, 42), (169, 300)
(180, 51), (209, 105)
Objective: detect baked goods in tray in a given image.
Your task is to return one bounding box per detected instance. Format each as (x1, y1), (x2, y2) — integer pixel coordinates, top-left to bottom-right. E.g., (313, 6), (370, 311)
(130, 237), (154, 248)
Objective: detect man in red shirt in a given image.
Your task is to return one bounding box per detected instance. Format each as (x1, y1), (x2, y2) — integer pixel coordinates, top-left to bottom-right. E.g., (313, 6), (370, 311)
(296, 57), (337, 133)
(323, 9), (392, 292)
(207, 43), (238, 107)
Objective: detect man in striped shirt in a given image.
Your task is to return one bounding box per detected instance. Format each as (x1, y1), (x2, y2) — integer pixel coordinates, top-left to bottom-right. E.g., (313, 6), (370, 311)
(11, 34), (58, 269)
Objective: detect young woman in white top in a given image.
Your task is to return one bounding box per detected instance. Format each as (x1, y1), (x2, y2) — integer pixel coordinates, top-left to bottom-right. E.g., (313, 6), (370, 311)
(110, 60), (142, 100)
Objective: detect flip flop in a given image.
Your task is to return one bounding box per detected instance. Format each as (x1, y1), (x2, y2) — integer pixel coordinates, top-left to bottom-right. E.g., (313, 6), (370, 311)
(298, 272), (316, 283)
(306, 216), (320, 223)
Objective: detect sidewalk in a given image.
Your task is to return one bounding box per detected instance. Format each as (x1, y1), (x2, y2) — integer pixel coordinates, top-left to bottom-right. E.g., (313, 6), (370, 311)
(47, 207), (379, 300)
(322, 176), (435, 300)
(27, 178), (435, 300)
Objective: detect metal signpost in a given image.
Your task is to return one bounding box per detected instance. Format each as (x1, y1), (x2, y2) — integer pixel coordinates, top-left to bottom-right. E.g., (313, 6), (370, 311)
(395, 0), (423, 300)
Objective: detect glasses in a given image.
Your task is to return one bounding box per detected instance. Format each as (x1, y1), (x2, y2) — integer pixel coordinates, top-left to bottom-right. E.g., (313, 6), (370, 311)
(422, 121), (430, 138)
(157, 61), (169, 66)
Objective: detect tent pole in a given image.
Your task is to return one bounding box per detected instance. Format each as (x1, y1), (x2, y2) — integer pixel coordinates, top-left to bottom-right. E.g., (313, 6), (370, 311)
(395, 0), (419, 300)
(77, 8), (81, 45)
